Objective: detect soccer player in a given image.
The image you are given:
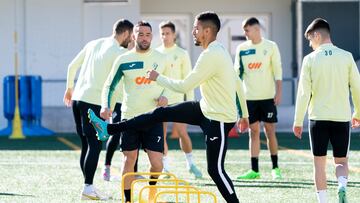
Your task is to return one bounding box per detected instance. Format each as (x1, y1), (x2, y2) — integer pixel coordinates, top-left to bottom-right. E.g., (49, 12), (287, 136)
(89, 11), (249, 203)
(234, 17), (283, 180)
(63, 19), (133, 200)
(156, 21), (202, 178)
(101, 41), (137, 182)
(99, 21), (169, 203)
(293, 18), (360, 203)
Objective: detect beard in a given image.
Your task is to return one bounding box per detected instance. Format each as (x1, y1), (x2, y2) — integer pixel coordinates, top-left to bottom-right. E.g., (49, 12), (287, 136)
(121, 36), (132, 48)
(121, 41), (129, 48)
(137, 41), (150, 51)
(193, 38), (200, 46)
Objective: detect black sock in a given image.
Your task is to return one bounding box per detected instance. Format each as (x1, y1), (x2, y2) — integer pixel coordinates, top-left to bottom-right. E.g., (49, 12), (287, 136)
(251, 157), (259, 172)
(134, 154), (139, 172)
(271, 155), (278, 169)
(149, 176), (158, 185)
(124, 189), (131, 202)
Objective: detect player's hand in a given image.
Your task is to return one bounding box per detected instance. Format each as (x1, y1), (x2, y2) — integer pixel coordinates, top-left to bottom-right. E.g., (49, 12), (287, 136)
(100, 107), (112, 120)
(147, 70), (159, 81)
(293, 126), (303, 139)
(237, 118), (249, 133)
(63, 88), (73, 107)
(351, 118), (360, 128)
(155, 96), (168, 107)
(274, 92), (282, 106)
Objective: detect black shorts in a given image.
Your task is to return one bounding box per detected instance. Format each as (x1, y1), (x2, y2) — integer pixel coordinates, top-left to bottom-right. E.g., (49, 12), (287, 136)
(309, 120), (350, 157)
(247, 99), (277, 124)
(120, 121), (163, 153)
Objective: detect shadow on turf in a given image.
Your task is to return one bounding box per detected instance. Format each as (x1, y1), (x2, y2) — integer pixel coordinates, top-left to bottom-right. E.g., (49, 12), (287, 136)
(201, 179), (360, 189)
(0, 192), (35, 197)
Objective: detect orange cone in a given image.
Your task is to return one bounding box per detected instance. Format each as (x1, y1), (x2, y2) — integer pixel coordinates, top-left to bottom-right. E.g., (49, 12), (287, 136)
(228, 126), (239, 138)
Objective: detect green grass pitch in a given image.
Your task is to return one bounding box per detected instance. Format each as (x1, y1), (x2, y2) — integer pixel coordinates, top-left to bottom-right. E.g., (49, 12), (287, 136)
(0, 132), (359, 202)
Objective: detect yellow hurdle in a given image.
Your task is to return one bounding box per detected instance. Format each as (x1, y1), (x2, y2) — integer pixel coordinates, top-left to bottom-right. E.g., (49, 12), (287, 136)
(132, 178), (189, 203)
(121, 172), (179, 203)
(154, 190), (218, 203)
(139, 185), (199, 203)
(121, 172), (217, 203)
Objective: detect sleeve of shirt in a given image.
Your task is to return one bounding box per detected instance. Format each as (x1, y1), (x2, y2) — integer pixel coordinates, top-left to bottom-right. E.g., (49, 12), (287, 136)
(66, 46), (87, 89)
(235, 75), (249, 118)
(101, 57), (123, 109)
(110, 79), (123, 110)
(234, 45), (241, 79)
(271, 43), (283, 81)
(182, 51), (195, 101)
(349, 56), (360, 119)
(294, 56), (311, 126)
(157, 57), (172, 99)
(157, 51), (216, 94)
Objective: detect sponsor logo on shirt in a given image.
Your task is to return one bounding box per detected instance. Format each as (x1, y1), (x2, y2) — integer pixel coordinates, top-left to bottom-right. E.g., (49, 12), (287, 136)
(248, 62), (262, 70)
(135, 76), (152, 85)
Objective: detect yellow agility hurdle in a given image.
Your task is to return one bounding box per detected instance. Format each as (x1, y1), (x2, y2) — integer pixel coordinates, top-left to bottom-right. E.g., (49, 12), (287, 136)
(139, 185), (200, 203)
(121, 172), (178, 203)
(154, 190), (218, 203)
(122, 172), (217, 203)
(131, 177), (189, 203)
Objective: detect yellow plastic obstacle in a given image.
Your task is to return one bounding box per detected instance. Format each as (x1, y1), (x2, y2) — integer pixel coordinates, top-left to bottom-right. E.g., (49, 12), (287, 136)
(154, 190), (217, 203)
(121, 172), (179, 203)
(121, 172), (217, 203)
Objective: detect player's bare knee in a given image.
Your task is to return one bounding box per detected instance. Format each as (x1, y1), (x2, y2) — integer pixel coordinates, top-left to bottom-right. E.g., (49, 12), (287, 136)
(150, 163), (163, 173)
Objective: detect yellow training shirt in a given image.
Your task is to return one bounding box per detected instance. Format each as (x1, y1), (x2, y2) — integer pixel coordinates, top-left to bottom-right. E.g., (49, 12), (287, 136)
(234, 38), (282, 100)
(294, 43), (360, 126)
(66, 37), (125, 108)
(157, 41), (248, 123)
(156, 44), (194, 104)
(102, 48), (170, 119)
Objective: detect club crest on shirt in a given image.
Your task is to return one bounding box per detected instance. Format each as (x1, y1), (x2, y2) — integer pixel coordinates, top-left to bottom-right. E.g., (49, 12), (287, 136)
(173, 55), (178, 61)
(263, 50), (267, 56)
(152, 63), (158, 69)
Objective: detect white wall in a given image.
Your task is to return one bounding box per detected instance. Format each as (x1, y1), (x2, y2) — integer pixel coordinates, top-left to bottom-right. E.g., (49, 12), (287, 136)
(0, 0), (140, 130)
(0, 0), (18, 128)
(140, 0), (294, 104)
(0, 0), (293, 132)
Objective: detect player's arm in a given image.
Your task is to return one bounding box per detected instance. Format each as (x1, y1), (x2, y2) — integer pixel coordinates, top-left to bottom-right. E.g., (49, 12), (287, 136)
(101, 57), (124, 119)
(63, 45), (87, 107)
(154, 56), (171, 107)
(293, 56), (312, 138)
(152, 51), (216, 93)
(233, 61), (249, 133)
(111, 79), (124, 108)
(272, 43), (283, 105)
(182, 51), (195, 101)
(348, 55), (360, 128)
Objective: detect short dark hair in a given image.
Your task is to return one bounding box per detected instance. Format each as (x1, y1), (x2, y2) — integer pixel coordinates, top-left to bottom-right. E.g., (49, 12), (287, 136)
(113, 19), (134, 35)
(242, 17), (260, 28)
(304, 18), (330, 38)
(196, 11), (221, 33)
(159, 21), (176, 33)
(134, 20), (152, 32)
